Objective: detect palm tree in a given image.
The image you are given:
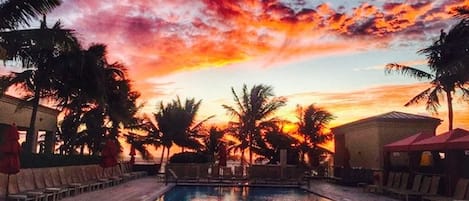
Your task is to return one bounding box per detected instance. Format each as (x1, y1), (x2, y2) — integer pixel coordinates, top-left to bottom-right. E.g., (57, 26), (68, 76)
(386, 22), (469, 131)
(253, 125), (299, 164)
(200, 126), (225, 162)
(222, 84), (286, 165)
(296, 104), (334, 166)
(155, 97), (212, 160)
(0, 17), (79, 153)
(0, 0), (61, 30)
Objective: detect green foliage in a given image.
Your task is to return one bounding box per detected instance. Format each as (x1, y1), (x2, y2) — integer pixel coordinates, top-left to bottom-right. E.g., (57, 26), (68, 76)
(20, 153), (100, 168)
(169, 152), (210, 164)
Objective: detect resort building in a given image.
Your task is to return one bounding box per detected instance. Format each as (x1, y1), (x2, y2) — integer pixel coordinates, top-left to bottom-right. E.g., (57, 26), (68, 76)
(332, 111), (441, 170)
(0, 95), (59, 153)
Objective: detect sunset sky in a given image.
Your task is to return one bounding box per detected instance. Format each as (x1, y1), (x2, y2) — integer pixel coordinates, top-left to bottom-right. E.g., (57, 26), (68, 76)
(3, 1), (469, 140)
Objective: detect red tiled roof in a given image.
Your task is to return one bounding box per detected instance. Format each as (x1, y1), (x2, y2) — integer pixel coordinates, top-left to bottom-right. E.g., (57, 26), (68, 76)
(384, 132), (434, 152)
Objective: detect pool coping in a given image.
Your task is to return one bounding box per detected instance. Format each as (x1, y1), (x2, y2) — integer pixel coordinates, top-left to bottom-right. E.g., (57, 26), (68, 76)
(160, 182), (334, 201)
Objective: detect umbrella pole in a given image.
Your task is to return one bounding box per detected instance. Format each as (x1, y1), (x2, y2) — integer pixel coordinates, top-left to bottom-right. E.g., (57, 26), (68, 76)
(6, 174), (9, 200)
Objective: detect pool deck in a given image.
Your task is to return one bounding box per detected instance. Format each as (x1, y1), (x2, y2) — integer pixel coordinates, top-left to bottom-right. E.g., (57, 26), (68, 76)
(60, 177), (398, 201)
(61, 177), (174, 201)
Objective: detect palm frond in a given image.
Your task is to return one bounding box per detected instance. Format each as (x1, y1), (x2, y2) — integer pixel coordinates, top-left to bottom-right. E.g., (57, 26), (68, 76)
(385, 63), (433, 80)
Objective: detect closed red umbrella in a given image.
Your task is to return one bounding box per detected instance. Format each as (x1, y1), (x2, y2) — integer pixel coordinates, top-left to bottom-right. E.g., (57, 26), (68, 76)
(129, 145), (136, 165)
(0, 124), (21, 198)
(218, 143), (227, 167)
(100, 139), (119, 168)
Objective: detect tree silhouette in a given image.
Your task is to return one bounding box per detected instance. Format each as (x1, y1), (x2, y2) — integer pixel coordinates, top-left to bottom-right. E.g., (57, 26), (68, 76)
(386, 21), (469, 130)
(223, 84), (286, 165)
(296, 104), (334, 166)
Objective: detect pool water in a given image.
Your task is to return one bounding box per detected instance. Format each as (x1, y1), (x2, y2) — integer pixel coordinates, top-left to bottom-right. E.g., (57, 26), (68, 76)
(156, 186), (329, 201)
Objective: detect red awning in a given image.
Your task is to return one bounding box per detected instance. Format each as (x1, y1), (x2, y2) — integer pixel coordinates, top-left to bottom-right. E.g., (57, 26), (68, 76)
(446, 134), (469, 150)
(409, 128), (469, 151)
(384, 132), (434, 152)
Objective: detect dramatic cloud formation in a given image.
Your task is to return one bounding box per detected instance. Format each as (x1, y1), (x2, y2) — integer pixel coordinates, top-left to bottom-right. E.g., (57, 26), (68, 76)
(50, 0), (466, 93)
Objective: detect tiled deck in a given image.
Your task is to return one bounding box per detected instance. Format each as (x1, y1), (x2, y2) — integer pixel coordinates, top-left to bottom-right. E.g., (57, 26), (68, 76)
(303, 179), (399, 201)
(60, 177), (398, 201)
(61, 177), (173, 201)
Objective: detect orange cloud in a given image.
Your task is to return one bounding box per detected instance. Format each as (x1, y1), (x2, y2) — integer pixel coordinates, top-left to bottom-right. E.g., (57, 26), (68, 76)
(285, 83), (469, 133)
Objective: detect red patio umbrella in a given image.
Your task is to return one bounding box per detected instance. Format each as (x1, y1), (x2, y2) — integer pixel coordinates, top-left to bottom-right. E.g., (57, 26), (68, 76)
(0, 124), (21, 198)
(410, 128), (469, 151)
(129, 145), (136, 165)
(100, 139), (119, 168)
(384, 132), (434, 152)
(218, 143), (227, 167)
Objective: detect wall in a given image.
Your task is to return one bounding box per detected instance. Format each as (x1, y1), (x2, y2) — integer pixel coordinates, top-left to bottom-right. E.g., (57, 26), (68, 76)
(0, 95), (59, 153)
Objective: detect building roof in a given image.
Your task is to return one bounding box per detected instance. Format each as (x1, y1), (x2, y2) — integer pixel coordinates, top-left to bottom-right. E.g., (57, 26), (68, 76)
(332, 111), (441, 131)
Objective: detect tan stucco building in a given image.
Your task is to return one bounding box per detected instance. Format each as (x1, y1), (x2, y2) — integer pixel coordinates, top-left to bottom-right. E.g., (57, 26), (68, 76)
(332, 111), (441, 170)
(0, 95), (59, 153)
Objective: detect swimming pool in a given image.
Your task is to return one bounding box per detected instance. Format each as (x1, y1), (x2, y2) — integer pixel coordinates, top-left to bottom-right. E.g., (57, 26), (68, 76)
(156, 185), (330, 201)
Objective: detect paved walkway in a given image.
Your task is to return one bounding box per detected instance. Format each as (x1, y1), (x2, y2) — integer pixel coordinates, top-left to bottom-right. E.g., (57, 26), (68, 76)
(61, 177), (173, 201)
(303, 180), (399, 201)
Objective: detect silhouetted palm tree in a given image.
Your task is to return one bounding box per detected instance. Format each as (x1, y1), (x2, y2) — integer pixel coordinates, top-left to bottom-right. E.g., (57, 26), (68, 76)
(223, 84), (286, 165)
(200, 126), (225, 162)
(296, 104), (334, 166)
(0, 0), (61, 30)
(0, 17), (79, 153)
(253, 125), (299, 164)
(386, 22), (469, 131)
(155, 97), (212, 159)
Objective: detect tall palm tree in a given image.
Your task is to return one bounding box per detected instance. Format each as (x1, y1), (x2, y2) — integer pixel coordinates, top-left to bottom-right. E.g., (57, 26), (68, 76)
(222, 84), (286, 165)
(296, 104), (334, 166)
(386, 21), (469, 131)
(0, 0), (61, 30)
(0, 17), (79, 153)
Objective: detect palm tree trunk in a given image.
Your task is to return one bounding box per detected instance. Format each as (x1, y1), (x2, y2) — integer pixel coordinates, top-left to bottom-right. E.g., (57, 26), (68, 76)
(446, 91), (453, 131)
(166, 146), (170, 162)
(25, 91), (40, 153)
(241, 150), (245, 166)
(159, 147), (165, 165)
(249, 133), (253, 165)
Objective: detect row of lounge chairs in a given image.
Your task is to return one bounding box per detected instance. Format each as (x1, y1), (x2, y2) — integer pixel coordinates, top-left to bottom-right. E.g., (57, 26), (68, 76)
(365, 172), (469, 201)
(165, 164), (305, 185)
(0, 162), (146, 201)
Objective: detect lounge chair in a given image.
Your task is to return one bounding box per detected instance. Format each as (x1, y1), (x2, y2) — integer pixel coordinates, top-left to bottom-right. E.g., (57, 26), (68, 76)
(197, 164), (210, 182)
(6, 173), (43, 201)
(222, 167), (233, 181)
(208, 165), (220, 182)
(422, 178), (469, 201)
(32, 168), (64, 201)
(58, 166), (87, 195)
(233, 166), (246, 181)
(365, 171), (395, 193)
(385, 172), (409, 193)
(394, 175), (439, 201)
(387, 174), (422, 196)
